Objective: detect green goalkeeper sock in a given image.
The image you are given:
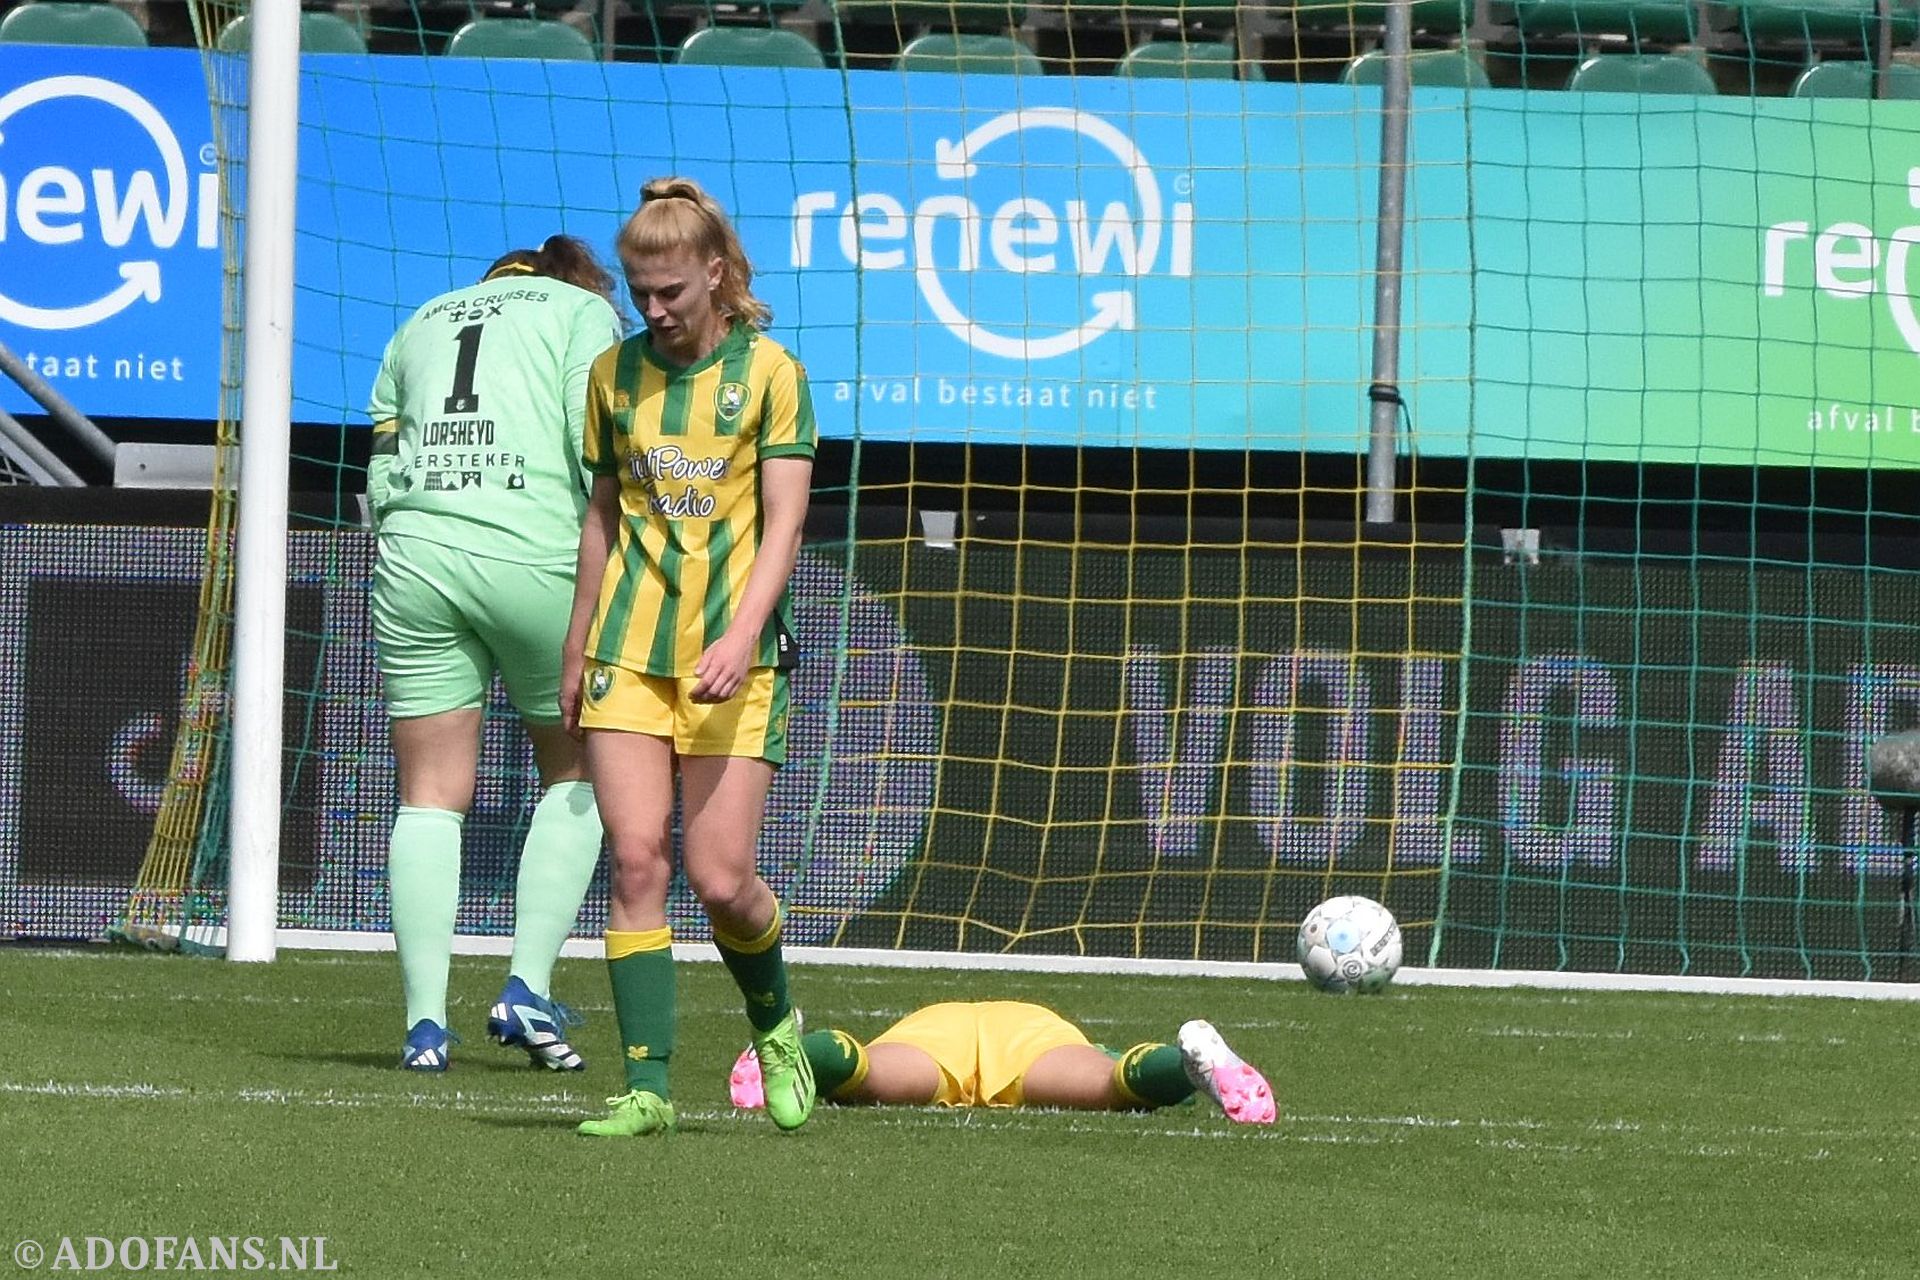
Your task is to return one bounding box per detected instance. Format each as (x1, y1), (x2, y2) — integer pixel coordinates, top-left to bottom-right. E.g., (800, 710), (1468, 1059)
(712, 903), (792, 1033)
(388, 806), (464, 1029)
(507, 780), (603, 999)
(803, 1029), (868, 1100)
(1113, 1043), (1193, 1108)
(607, 928), (675, 1098)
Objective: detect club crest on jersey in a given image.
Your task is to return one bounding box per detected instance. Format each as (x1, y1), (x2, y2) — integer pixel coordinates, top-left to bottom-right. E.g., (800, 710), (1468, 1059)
(715, 381), (749, 423)
(587, 665), (614, 703)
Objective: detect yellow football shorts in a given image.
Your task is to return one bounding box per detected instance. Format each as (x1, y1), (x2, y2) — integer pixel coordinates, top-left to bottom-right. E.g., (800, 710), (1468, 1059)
(577, 660), (790, 765)
(871, 1001), (1091, 1107)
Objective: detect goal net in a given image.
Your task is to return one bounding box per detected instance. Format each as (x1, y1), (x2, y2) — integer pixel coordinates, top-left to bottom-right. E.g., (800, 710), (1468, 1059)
(41, 0), (1917, 985)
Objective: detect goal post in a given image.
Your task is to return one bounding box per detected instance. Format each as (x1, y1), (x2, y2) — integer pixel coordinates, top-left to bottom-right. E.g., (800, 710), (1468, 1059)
(226, 0), (302, 963)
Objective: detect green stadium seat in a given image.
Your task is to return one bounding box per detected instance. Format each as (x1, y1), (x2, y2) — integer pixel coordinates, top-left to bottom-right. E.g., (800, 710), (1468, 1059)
(1510, 0), (1696, 43)
(1341, 48), (1493, 87)
(1115, 39), (1263, 79)
(836, 0), (1028, 32)
(1289, 0), (1471, 35)
(1790, 59), (1920, 97)
(0, 2), (146, 47)
(1063, 0), (1239, 23)
(896, 31), (1041, 73)
(444, 17), (596, 60)
(1566, 52), (1718, 93)
(1730, 0), (1919, 51)
(678, 26), (826, 67)
(217, 12), (369, 53)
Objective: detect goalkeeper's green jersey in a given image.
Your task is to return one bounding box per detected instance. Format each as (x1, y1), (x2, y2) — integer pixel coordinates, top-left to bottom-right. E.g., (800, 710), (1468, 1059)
(366, 275), (623, 565)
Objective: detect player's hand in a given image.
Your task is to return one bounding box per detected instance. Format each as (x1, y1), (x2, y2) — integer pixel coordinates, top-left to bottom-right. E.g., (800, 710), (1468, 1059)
(559, 654), (584, 737)
(691, 633), (752, 703)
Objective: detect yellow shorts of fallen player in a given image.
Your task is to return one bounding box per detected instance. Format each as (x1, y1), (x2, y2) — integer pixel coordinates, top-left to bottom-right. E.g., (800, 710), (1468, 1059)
(577, 660), (790, 765)
(871, 1001), (1091, 1107)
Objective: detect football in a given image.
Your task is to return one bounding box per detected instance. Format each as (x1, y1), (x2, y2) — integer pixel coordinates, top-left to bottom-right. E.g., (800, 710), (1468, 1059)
(1297, 895), (1402, 993)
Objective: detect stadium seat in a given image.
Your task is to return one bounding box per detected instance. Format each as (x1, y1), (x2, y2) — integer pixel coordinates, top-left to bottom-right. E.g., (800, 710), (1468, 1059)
(1510, 0), (1695, 43)
(1729, 0), (1919, 53)
(896, 31), (1041, 74)
(1115, 39), (1262, 79)
(1289, 0), (1471, 35)
(1341, 48), (1493, 88)
(444, 18), (596, 60)
(678, 26), (825, 67)
(0, 2), (146, 47)
(836, 0), (1029, 32)
(1566, 52), (1718, 93)
(1789, 59), (1920, 97)
(216, 12), (369, 53)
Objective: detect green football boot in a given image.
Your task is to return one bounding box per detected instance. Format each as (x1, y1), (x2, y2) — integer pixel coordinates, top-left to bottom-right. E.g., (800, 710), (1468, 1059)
(752, 1010), (817, 1132)
(577, 1090), (676, 1137)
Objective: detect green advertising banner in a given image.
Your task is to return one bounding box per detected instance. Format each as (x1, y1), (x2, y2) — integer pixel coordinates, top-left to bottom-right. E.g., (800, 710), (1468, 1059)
(1452, 94), (1920, 468)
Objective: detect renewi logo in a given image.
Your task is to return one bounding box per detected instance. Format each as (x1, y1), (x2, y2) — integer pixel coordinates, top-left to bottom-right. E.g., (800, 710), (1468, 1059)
(789, 107), (1192, 362)
(1761, 165), (1920, 357)
(0, 74), (218, 332)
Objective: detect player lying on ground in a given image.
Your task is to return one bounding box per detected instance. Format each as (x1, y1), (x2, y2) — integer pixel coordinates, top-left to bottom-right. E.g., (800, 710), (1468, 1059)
(727, 1001), (1276, 1124)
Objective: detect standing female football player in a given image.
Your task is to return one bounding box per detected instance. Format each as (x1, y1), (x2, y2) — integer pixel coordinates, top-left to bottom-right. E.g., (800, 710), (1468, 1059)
(564, 177), (818, 1137)
(366, 235), (623, 1072)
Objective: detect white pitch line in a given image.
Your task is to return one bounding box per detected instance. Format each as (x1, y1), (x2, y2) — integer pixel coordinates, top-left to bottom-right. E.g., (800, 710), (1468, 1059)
(8, 1079), (1913, 1152)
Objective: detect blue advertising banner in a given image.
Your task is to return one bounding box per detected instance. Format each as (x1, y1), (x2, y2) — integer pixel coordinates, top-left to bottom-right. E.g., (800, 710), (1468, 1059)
(0, 48), (1452, 450)
(2, 49), (1914, 463)
(0, 51), (222, 421)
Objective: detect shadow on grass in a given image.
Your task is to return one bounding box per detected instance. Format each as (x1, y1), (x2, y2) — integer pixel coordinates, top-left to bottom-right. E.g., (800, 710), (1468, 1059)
(266, 1048), (556, 1074)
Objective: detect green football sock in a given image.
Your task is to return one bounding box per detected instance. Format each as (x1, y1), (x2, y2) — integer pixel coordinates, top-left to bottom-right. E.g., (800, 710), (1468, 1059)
(712, 903), (792, 1033)
(1113, 1042), (1193, 1108)
(508, 780), (603, 998)
(606, 929), (675, 1098)
(802, 1029), (868, 1099)
(388, 806), (464, 1029)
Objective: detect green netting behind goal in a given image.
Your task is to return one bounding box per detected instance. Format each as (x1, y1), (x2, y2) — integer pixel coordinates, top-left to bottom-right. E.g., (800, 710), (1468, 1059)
(109, 0), (1920, 983)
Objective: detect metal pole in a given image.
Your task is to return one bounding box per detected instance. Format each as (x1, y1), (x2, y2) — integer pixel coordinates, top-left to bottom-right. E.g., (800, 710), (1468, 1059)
(0, 407), (84, 485)
(1901, 809), (1916, 980)
(0, 340), (118, 469)
(228, 0), (300, 964)
(1874, 0), (1893, 99)
(1364, 0), (1414, 525)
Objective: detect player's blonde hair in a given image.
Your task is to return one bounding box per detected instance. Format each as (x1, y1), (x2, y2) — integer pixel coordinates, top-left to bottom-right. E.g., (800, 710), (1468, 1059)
(617, 177), (770, 330)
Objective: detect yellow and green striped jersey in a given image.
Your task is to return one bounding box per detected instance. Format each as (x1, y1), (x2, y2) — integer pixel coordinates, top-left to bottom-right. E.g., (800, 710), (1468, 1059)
(582, 324), (817, 677)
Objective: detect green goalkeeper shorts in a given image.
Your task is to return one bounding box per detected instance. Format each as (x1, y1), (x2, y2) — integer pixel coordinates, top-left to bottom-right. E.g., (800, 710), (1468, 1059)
(372, 532), (575, 723)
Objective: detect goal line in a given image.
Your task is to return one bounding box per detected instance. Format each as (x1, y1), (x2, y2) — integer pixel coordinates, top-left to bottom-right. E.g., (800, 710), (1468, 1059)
(230, 930), (1920, 1002)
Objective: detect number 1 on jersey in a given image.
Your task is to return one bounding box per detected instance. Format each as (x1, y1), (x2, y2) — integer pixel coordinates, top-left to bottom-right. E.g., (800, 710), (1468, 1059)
(443, 323), (484, 414)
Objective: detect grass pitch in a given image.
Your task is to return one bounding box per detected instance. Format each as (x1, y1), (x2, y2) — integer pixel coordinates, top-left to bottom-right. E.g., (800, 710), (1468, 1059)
(3, 947), (1915, 1278)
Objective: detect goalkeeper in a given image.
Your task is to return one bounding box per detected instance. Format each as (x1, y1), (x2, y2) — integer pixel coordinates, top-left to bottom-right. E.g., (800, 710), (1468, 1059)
(727, 1001), (1276, 1124)
(365, 234), (624, 1073)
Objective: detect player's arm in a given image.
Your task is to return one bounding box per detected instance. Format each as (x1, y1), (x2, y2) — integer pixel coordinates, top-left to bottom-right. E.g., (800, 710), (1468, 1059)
(562, 305), (625, 495)
(561, 353), (626, 733)
(692, 357), (816, 703)
(691, 454), (810, 703)
(364, 335), (404, 526)
(562, 474), (621, 734)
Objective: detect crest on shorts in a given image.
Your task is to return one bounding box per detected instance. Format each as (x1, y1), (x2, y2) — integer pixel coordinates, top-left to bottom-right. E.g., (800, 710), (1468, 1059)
(587, 665), (614, 703)
(715, 381), (749, 423)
